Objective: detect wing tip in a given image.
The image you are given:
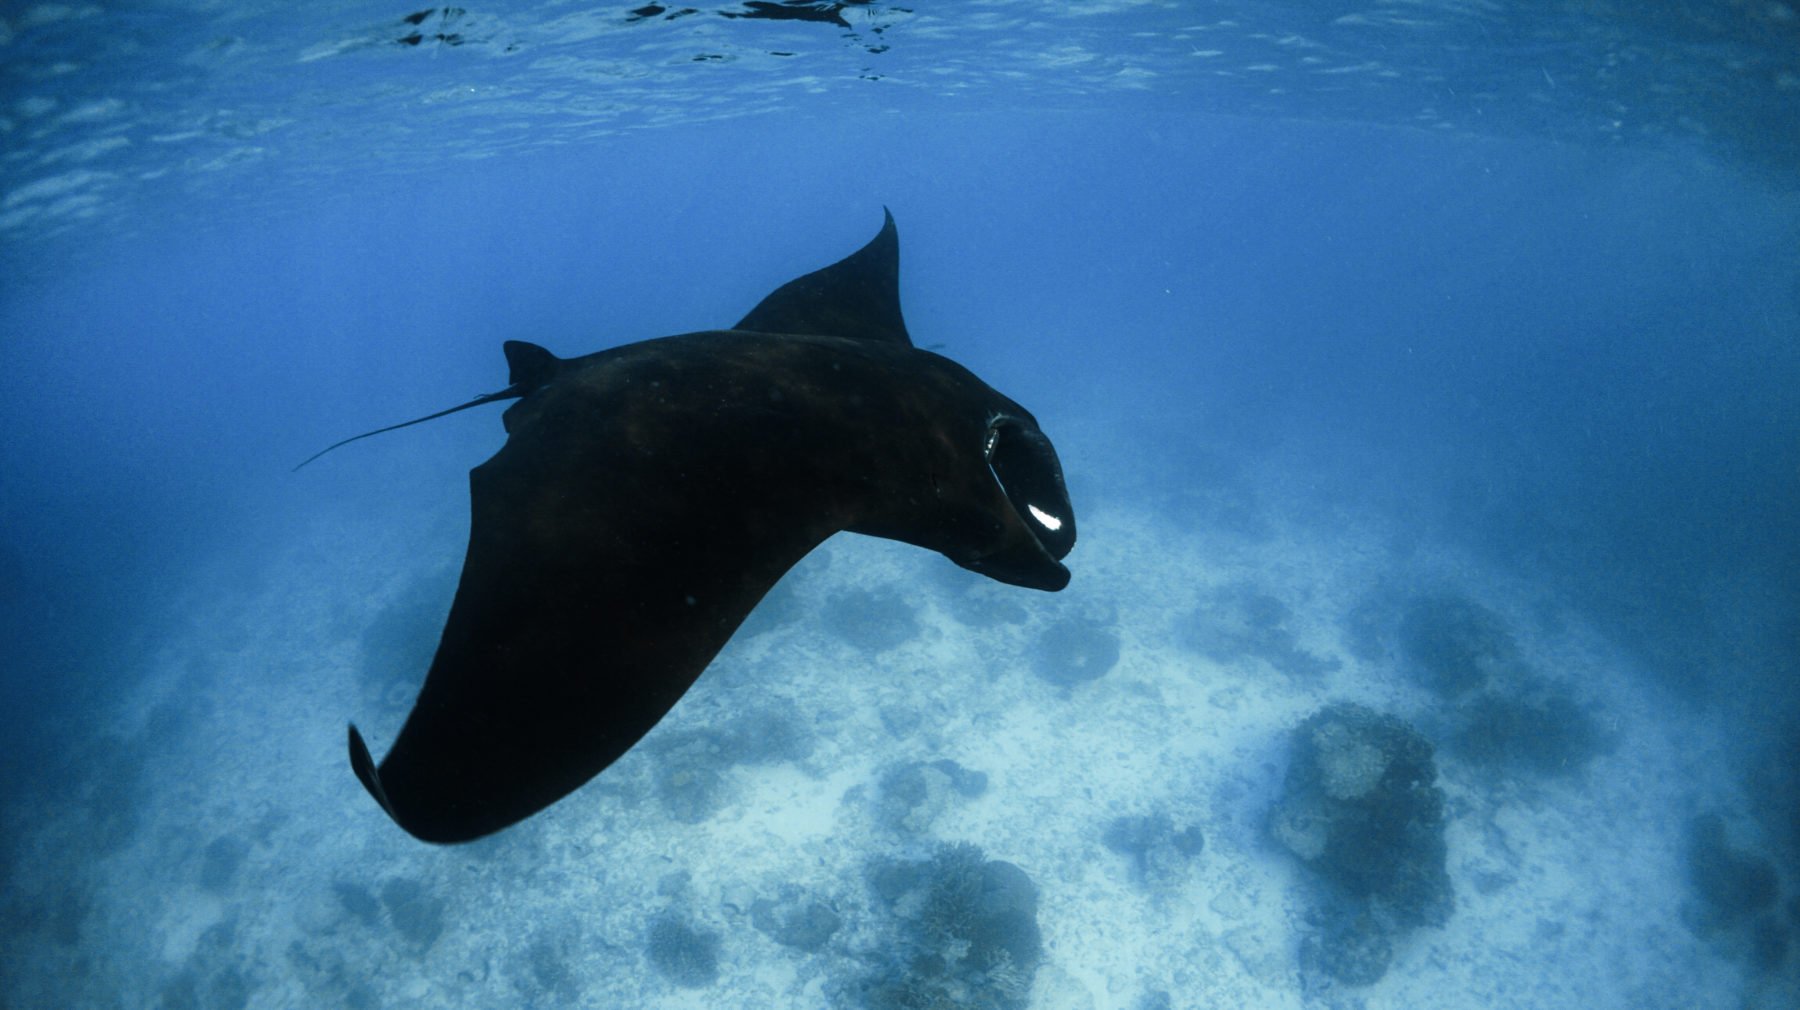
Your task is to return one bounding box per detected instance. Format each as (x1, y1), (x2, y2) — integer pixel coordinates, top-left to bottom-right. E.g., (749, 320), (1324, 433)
(348, 723), (400, 823)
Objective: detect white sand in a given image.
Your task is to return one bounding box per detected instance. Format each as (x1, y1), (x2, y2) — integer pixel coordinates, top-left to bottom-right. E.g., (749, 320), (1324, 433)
(3, 432), (1791, 1010)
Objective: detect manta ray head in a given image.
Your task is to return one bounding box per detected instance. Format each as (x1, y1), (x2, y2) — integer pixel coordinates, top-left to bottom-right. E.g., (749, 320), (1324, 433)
(950, 409), (1076, 592)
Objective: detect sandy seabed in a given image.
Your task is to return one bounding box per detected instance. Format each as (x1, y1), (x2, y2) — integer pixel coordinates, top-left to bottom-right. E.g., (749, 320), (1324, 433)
(3, 434), (1791, 1010)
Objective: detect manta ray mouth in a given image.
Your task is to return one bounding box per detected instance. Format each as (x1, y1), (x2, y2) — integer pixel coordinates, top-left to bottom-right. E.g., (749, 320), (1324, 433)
(985, 416), (1076, 560)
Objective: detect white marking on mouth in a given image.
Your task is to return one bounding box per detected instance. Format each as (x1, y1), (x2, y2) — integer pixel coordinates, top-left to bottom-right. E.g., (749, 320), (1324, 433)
(1028, 504), (1062, 531)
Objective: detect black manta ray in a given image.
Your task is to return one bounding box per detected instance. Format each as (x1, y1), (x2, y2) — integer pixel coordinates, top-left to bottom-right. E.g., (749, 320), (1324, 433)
(317, 211), (1076, 843)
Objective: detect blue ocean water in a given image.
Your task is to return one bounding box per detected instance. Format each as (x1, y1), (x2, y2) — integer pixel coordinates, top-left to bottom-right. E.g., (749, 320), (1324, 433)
(2, 3), (1798, 1008)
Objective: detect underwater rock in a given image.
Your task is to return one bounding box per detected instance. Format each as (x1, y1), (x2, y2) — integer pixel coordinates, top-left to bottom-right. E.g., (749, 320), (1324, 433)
(1682, 813), (1794, 972)
(1448, 684), (1611, 778)
(1031, 616), (1121, 688)
(874, 764), (933, 832)
(645, 911), (720, 988)
(823, 586), (921, 652)
(1271, 704), (1451, 928)
(1396, 594), (1519, 697)
(332, 881), (381, 927)
(521, 927), (584, 1003)
(1341, 592), (1395, 663)
(1303, 907), (1396, 986)
(1182, 584), (1287, 661)
(1180, 583), (1340, 680)
(878, 703), (923, 739)
(160, 916), (248, 1009)
(1685, 813), (1779, 928)
(1271, 703), (1452, 986)
(161, 963), (253, 1010)
(209, 966), (253, 1009)
(655, 759), (727, 824)
(1749, 915), (1790, 972)
(854, 842), (1043, 1010)
(1136, 991), (1174, 1010)
(1297, 901), (1395, 989)
(379, 877), (446, 951)
(712, 698), (816, 766)
(198, 835), (249, 893)
(1100, 812), (1204, 889)
(642, 699), (811, 823)
(1742, 725), (1800, 859)
(875, 759), (989, 834)
(750, 885), (841, 952)
(20, 888), (91, 948)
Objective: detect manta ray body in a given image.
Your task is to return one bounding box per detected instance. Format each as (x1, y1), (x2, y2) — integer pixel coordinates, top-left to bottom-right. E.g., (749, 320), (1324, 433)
(334, 211), (1076, 843)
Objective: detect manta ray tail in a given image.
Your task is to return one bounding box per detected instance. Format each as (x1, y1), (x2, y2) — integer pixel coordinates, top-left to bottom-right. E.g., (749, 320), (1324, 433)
(292, 340), (562, 471)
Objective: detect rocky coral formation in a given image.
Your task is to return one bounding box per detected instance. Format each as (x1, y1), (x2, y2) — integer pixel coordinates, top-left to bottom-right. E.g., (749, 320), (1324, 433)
(1271, 703), (1452, 987)
(824, 586), (921, 652)
(850, 842), (1043, 1010)
(875, 759), (989, 835)
(644, 910), (720, 988)
(750, 885), (841, 953)
(1031, 615), (1121, 688)
(1100, 812), (1204, 890)
(644, 698), (817, 823)
(1684, 812), (1792, 972)
(1449, 682), (1611, 777)
(380, 877), (447, 952)
(198, 835), (248, 893)
(1361, 591), (1614, 783)
(1181, 583), (1340, 680)
(1396, 594), (1519, 697)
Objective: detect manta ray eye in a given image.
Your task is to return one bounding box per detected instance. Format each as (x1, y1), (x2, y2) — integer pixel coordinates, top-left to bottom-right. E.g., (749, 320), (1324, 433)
(985, 417), (1076, 559)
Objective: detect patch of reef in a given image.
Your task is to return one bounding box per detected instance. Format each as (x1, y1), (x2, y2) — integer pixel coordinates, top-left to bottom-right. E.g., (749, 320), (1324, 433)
(1270, 702), (1453, 989)
(278, 871), (457, 1009)
(641, 697), (818, 823)
(1180, 582), (1341, 681)
(645, 908), (723, 988)
(1030, 612), (1121, 690)
(1100, 811), (1205, 892)
(751, 884), (843, 953)
(1683, 811), (1794, 974)
(840, 841), (1044, 1010)
(825, 586), (923, 653)
(872, 758), (990, 835)
(1348, 589), (1613, 784)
